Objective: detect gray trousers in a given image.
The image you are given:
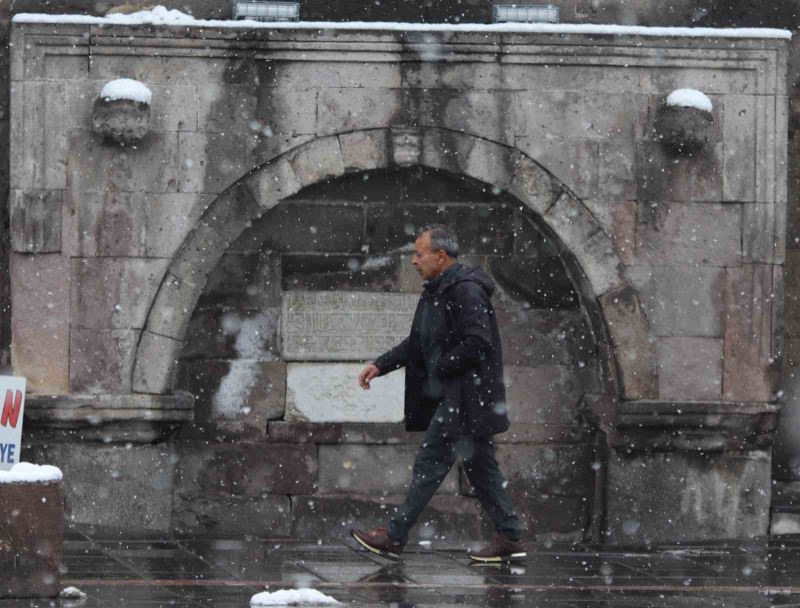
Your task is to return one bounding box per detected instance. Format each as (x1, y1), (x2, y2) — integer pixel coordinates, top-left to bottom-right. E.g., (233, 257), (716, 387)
(388, 403), (525, 543)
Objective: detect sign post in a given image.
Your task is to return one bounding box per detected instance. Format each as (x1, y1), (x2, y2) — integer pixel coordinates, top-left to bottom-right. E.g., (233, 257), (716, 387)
(0, 376), (26, 471)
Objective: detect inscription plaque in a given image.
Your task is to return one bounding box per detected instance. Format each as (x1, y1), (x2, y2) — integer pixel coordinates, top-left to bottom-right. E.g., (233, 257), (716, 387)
(281, 291), (418, 360)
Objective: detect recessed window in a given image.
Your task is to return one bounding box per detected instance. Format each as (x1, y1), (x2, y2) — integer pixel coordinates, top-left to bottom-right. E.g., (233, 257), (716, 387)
(232, 1), (300, 22)
(492, 4), (560, 23)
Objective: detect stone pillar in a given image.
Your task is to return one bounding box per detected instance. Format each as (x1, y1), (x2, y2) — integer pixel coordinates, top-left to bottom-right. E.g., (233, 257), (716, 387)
(0, 479), (64, 598)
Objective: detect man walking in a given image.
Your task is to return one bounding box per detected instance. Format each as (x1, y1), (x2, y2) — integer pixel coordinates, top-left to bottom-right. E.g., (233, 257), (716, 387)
(352, 224), (527, 563)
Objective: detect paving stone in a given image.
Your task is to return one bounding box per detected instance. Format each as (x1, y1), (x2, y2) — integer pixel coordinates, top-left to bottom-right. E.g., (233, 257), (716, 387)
(10, 189), (62, 253)
(69, 329), (140, 394)
(10, 253), (70, 393)
(318, 444), (458, 495)
(636, 141), (723, 202)
(35, 443), (176, 532)
(723, 264), (781, 402)
(635, 202), (742, 266)
(71, 257), (170, 330)
(178, 131), (247, 194)
(286, 363), (404, 423)
(627, 264), (725, 337)
(290, 494), (482, 541)
(0, 481), (63, 598)
(656, 337), (723, 401)
(605, 450), (771, 545)
(67, 130), (178, 193)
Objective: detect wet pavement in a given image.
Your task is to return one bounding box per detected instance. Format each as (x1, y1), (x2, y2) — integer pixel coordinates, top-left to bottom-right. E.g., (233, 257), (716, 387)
(10, 529), (800, 607)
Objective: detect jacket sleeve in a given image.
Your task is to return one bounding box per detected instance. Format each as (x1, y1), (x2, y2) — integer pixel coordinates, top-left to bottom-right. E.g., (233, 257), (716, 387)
(373, 337), (410, 376)
(435, 281), (493, 378)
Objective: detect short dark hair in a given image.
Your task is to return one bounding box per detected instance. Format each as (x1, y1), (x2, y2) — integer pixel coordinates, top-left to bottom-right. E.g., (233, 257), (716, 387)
(418, 224), (459, 259)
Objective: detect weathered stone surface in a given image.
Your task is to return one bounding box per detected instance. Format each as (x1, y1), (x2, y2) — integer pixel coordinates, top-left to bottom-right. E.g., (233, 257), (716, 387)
(290, 494), (482, 541)
(722, 94), (757, 202)
(489, 256), (578, 310)
(181, 307), (280, 360)
(627, 265), (724, 337)
(655, 104), (714, 154)
(544, 193), (625, 296)
(34, 443), (175, 532)
(743, 203), (782, 264)
(168, 220), (229, 285)
(503, 365), (582, 425)
(605, 450), (771, 545)
(63, 190), (147, 257)
(243, 156), (302, 211)
(393, 126), (423, 169)
(145, 193), (213, 258)
(507, 154), (558, 217)
(196, 83), (258, 135)
(67, 130), (178, 193)
(635, 202), (741, 266)
(132, 331), (183, 395)
(417, 90), (516, 145)
(255, 202), (363, 253)
(282, 291), (416, 361)
(69, 329), (140, 393)
(10, 189), (62, 253)
(583, 199), (637, 266)
(286, 363), (404, 423)
(197, 185), (263, 246)
(786, 249), (800, 340)
(318, 444), (458, 495)
(516, 90), (639, 140)
(461, 138), (515, 192)
(177, 131), (247, 194)
(723, 264), (780, 402)
(287, 136), (344, 188)
(516, 137), (598, 201)
(177, 360), (286, 438)
(419, 128), (474, 175)
(598, 141), (638, 202)
(92, 98), (152, 146)
(656, 337), (723, 401)
(339, 130), (389, 173)
(10, 253), (70, 393)
(146, 273), (205, 341)
(0, 481), (63, 599)
(71, 258), (170, 330)
(599, 285), (658, 400)
(175, 443), (315, 498)
(318, 88), (403, 135)
(636, 142), (723, 202)
(281, 254), (399, 291)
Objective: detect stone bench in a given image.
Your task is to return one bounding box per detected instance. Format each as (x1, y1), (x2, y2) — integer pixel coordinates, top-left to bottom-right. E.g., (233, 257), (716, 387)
(0, 470), (64, 598)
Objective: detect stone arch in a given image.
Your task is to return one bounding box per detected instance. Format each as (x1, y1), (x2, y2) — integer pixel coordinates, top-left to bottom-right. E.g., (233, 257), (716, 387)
(132, 127), (656, 414)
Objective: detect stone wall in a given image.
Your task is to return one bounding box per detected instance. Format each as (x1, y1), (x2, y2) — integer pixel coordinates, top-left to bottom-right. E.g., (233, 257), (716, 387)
(7, 17), (789, 544)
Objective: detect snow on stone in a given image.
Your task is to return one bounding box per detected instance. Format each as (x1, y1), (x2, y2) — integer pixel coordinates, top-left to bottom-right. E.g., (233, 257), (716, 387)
(250, 588), (341, 606)
(666, 88), (713, 113)
(12, 6), (792, 39)
(0, 462), (62, 484)
(100, 79), (152, 105)
(60, 586), (88, 600)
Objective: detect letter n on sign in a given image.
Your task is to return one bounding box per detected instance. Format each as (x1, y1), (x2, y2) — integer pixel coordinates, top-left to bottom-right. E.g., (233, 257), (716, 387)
(0, 376), (26, 471)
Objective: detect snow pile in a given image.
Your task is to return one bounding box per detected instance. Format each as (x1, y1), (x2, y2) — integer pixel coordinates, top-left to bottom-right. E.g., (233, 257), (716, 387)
(11, 6), (792, 39)
(60, 586), (88, 600)
(666, 88), (713, 113)
(100, 78), (153, 105)
(0, 462), (63, 484)
(250, 588), (341, 606)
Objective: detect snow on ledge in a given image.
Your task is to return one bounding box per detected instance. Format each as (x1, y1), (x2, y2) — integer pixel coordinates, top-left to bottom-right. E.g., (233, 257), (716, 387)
(250, 588), (341, 606)
(666, 88), (713, 112)
(12, 6), (792, 40)
(0, 462), (63, 484)
(100, 78), (152, 105)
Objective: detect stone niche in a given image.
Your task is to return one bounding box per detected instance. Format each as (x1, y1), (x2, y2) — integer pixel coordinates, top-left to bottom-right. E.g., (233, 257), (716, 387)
(173, 168), (602, 539)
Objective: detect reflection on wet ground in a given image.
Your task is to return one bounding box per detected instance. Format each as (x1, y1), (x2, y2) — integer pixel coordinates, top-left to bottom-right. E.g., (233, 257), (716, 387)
(10, 529), (800, 607)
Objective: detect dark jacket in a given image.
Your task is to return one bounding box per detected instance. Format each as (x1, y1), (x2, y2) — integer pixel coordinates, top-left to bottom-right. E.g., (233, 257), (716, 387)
(374, 264), (509, 437)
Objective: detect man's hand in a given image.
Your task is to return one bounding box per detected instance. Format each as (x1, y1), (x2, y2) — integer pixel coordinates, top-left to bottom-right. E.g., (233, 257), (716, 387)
(358, 364), (380, 390)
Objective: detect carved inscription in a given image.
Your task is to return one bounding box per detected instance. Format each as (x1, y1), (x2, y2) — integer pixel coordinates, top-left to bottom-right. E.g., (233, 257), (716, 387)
(282, 291), (418, 360)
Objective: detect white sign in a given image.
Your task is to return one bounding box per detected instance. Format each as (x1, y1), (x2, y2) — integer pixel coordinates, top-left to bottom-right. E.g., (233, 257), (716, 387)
(0, 376), (26, 471)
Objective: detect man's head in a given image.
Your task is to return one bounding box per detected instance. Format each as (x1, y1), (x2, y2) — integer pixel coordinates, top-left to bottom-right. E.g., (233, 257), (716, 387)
(412, 224), (459, 281)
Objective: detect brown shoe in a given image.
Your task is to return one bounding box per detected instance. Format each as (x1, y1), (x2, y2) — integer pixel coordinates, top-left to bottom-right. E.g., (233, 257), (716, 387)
(468, 532), (526, 563)
(351, 528), (405, 560)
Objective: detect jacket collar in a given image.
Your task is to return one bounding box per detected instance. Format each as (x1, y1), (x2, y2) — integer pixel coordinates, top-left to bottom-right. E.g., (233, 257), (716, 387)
(423, 263), (463, 295)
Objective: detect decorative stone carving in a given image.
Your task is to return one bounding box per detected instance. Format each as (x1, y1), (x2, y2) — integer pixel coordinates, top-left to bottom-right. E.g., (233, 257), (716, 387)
(92, 98), (152, 145)
(391, 126), (421, 167)
(655, 104), (714, 154)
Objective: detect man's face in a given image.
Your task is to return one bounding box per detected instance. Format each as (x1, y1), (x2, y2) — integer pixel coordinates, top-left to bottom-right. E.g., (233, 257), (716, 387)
(412, 232), (446, 281)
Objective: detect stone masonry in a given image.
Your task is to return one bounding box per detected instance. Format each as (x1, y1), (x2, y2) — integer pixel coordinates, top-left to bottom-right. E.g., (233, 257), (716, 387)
(7, 17), (789, 544)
